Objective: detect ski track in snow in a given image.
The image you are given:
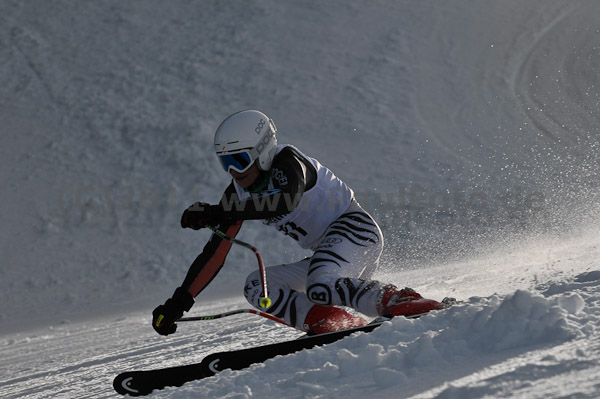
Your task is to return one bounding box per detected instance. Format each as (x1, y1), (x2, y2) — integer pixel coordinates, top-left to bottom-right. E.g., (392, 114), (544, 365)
(1, 238), (599, 399)
(3, 268), (598, 399)
(2, 0), (600, 398)
(0, 299), (303, 399)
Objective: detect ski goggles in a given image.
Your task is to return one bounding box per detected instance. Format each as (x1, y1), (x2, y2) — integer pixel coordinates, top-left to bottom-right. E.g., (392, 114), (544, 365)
(216, 120), (276, 173)
(217, 150), (254, 173)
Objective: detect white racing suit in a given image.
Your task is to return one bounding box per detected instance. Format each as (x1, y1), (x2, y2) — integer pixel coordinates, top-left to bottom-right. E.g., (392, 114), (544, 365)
(179, 145), (387, 331)
(244, 200), (384, 330)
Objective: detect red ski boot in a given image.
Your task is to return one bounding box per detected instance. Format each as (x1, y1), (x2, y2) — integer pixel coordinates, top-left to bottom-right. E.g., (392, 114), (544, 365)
(303, 305), (368, 334)
(376, 286), (445, 318)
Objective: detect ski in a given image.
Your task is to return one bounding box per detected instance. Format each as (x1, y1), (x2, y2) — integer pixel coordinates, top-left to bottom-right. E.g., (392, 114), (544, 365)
(113, 299), (457, 396)
(113, 320), (385, 396)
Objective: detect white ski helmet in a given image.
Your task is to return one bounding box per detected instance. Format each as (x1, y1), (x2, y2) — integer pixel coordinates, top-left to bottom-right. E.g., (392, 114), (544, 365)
(214, 110), (278, 173)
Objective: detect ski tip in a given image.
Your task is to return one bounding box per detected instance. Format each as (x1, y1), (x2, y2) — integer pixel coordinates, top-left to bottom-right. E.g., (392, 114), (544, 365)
(113, 373), (141, 396)
(113, 372), (155, 396)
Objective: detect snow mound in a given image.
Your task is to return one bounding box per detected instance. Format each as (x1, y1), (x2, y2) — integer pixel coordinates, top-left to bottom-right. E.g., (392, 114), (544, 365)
(163, 284), (597, 399)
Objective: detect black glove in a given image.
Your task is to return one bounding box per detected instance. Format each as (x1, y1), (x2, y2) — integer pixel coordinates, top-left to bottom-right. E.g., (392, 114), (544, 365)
(152, 287), (194, 336)
(180, 202), (222, 230)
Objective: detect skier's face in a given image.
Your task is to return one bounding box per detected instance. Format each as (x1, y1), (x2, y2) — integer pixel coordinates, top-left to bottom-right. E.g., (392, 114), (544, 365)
(230, 163), (260, 188)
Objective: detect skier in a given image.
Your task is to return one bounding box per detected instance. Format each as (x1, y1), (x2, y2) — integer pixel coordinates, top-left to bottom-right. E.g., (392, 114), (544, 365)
(152, 110), (444, 336)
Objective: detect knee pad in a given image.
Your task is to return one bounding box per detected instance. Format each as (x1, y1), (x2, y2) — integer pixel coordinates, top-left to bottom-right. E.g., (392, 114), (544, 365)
(306, 274), (335, 306)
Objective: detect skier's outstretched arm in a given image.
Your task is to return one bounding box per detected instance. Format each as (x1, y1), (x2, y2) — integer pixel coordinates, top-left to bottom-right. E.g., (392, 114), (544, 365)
(152, 186), (244, 336)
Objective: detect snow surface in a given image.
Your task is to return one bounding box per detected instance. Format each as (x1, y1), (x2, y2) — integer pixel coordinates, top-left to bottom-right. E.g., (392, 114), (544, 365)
(1, 1), (600, 398)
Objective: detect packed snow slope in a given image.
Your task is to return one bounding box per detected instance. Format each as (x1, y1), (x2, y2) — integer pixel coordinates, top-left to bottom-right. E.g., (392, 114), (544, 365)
(1, 0), (600, 398)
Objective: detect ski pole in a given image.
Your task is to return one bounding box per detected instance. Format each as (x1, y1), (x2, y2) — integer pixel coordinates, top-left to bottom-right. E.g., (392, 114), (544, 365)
(179, 309), (291, 327)
(207, 225), (272, 309)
